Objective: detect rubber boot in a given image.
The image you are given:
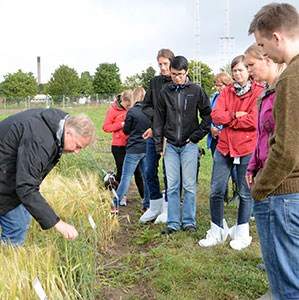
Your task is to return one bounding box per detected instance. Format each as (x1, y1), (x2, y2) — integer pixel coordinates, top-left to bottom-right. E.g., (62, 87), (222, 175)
(198, 220), (229, 247)
(139, 197), (163, 223)
(229, 223), (252, 250)
(154, 200), (168, 224)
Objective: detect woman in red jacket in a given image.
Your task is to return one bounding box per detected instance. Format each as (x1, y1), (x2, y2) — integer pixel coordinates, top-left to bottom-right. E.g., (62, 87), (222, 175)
(199, 55), (263, 250)
(102, 91), (144, 203)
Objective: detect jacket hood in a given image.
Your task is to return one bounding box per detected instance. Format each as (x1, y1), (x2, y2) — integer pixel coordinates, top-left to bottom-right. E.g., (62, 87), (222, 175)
(112, 101), (126, 111)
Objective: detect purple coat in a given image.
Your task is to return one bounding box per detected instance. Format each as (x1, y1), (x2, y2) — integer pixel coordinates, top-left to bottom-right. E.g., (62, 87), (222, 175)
(246, 88), (276, 176)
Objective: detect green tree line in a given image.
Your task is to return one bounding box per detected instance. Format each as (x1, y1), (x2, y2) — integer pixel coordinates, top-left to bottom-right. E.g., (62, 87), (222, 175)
(0, 60), (216, 103)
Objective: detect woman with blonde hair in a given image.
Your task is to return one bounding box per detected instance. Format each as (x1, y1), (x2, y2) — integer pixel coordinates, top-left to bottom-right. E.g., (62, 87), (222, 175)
(102, 90), (144, 207)
(112, 87), (151, 213)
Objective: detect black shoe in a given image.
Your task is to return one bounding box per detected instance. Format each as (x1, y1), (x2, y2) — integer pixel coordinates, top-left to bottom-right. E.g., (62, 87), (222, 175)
(162, 227), (176, 235)
(183, 226), (196, 232)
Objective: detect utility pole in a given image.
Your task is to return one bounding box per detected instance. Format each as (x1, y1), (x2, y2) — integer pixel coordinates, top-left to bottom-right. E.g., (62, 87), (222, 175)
(193, 0), (201, 85)
(219, 0), (235, 69)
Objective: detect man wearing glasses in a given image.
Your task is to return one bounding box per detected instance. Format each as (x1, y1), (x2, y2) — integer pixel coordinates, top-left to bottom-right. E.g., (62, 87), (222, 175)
(154, 55), (211, 234)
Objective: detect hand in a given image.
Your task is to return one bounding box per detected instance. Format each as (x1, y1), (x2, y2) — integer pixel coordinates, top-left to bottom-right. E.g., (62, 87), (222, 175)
(142, 128), (153, 139)
(211, 127), (219, 138)
(245, 174), (254, 189)
(235, 111), (248, 118)
(54, 220), (79, 240)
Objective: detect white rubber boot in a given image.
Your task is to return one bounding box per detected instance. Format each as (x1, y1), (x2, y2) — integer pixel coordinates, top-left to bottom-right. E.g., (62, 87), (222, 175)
(198, 220), (229, 247)
(154, 200), (168, 224)
(139, 198), (163, 223)
(229, 223), (252, 250)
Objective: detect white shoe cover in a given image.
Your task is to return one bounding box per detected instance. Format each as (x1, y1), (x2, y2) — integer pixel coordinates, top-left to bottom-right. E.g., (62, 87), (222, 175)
(154, 200), (168, 224)
(198, 220), (229, 247)
(139, 198), (163, 223)
(229, 223), (252, 250)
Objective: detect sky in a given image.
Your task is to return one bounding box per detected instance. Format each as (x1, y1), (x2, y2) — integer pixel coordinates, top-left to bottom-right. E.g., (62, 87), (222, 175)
(1, 0), (299, 83)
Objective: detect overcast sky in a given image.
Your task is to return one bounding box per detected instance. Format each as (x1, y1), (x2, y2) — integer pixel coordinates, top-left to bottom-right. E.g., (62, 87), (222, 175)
(1, 0), (298, 83)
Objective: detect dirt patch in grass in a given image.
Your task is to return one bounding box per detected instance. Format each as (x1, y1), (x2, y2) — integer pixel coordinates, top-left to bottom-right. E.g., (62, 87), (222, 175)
(97, 189), (158, 299)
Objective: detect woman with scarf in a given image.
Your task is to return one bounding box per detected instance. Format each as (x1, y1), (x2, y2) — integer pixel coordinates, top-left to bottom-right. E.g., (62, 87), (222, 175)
(199, 55), (263, 250)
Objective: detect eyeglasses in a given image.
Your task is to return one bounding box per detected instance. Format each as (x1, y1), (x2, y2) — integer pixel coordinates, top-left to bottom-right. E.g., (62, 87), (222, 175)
(171, 71), (187, 78)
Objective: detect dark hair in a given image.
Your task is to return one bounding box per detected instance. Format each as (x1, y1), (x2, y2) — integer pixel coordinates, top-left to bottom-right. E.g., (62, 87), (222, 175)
(231, 55), (246, 72)
(170, 56), (189, 71)
(248, 3), (299, 39)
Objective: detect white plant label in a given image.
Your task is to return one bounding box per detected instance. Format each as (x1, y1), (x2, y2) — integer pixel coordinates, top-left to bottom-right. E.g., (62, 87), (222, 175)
(112, 188), (119, 200)
(33, 277), (48, 300)
(88, 214), (97, 229)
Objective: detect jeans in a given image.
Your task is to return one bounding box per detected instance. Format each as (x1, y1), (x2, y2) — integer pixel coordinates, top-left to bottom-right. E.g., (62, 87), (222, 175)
(254, 194), (299, 300)
(210, 149), (252, 227)
(112, 145), (144, 198)
(145, 138), (163, 200)
(0, 204), (32, 246)
(164, 141), (198, 230)
(113, 153), (150, 209)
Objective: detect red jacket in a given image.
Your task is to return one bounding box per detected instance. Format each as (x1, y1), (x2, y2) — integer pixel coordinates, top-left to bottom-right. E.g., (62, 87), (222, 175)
(102, 101), (128, 146)
(211, 81), (263, 157)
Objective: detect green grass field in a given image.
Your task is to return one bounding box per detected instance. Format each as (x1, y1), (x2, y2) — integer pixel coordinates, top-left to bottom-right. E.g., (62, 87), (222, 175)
(0, 105), (268, 299)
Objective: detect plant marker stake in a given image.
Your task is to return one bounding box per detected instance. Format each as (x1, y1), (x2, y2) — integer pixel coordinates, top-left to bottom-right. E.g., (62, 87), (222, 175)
(88, 214), (97, 229)
(33, 277), (48, 300)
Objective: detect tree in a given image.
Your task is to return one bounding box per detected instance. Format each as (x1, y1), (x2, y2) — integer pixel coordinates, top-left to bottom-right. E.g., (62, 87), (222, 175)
(47, 65), (80, 97)
(0, 70), (38, 100)
(122, 74), (142, 90)
(139, 66), (156, 91)
(188, 61), (215, 97)
(79, 71), (94, 96)
(93, 63), (122, 95)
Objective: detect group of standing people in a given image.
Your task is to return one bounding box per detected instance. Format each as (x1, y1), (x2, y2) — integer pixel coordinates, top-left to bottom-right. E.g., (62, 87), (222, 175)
(102, 3), (299, 299)
(0, 3), (296, 300)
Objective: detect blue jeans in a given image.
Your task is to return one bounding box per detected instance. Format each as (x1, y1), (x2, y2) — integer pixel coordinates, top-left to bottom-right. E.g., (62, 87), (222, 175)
(145, 138), (163, 200)
(210, 149), (252, 227)
(164, 141), (198, 230)
(113, 153), (150, 209)
(254, 194), (299, 300)
(0, 204), (32, 246)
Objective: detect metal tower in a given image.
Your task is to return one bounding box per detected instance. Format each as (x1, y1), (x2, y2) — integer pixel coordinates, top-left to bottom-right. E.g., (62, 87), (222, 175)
(219, 0), (235, 69)
(193, 0), (201, 85)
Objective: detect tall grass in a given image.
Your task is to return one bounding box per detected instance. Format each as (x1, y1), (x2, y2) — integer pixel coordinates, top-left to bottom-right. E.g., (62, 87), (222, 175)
(0, 169), (118, 299)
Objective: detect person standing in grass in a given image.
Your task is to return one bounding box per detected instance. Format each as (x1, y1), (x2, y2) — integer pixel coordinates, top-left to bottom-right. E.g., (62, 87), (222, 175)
(248, 3), (299, 299)
(207, 72), (239, 205)
(0, 108), (96, 245)
(244, 42), (285, 300)
(199, 55), (263, 250)
(112, 87), (151, 213)
(154, 55), (211, 234)
(139, 48), (175, 224)
(102, 91), (144, 204)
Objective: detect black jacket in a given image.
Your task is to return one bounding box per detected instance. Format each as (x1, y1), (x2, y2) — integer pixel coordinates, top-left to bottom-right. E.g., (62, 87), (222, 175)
(0, 108), (69, 229)
(123, 101), (150, 153)
(154, 80), (212, 154)
(142, 75), (172, 125)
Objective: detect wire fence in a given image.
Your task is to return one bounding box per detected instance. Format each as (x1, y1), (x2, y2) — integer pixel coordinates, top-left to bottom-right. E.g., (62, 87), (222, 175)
(0, 93), (117, 110)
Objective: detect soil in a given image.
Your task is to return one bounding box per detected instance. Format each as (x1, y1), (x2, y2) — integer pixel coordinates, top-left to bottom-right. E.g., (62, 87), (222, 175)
(97, 188), (157, 300)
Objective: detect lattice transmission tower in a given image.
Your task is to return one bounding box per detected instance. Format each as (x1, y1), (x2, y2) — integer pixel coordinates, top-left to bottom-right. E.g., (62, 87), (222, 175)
(219, 0), (235, 69)
(193, 0), (201, 85)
